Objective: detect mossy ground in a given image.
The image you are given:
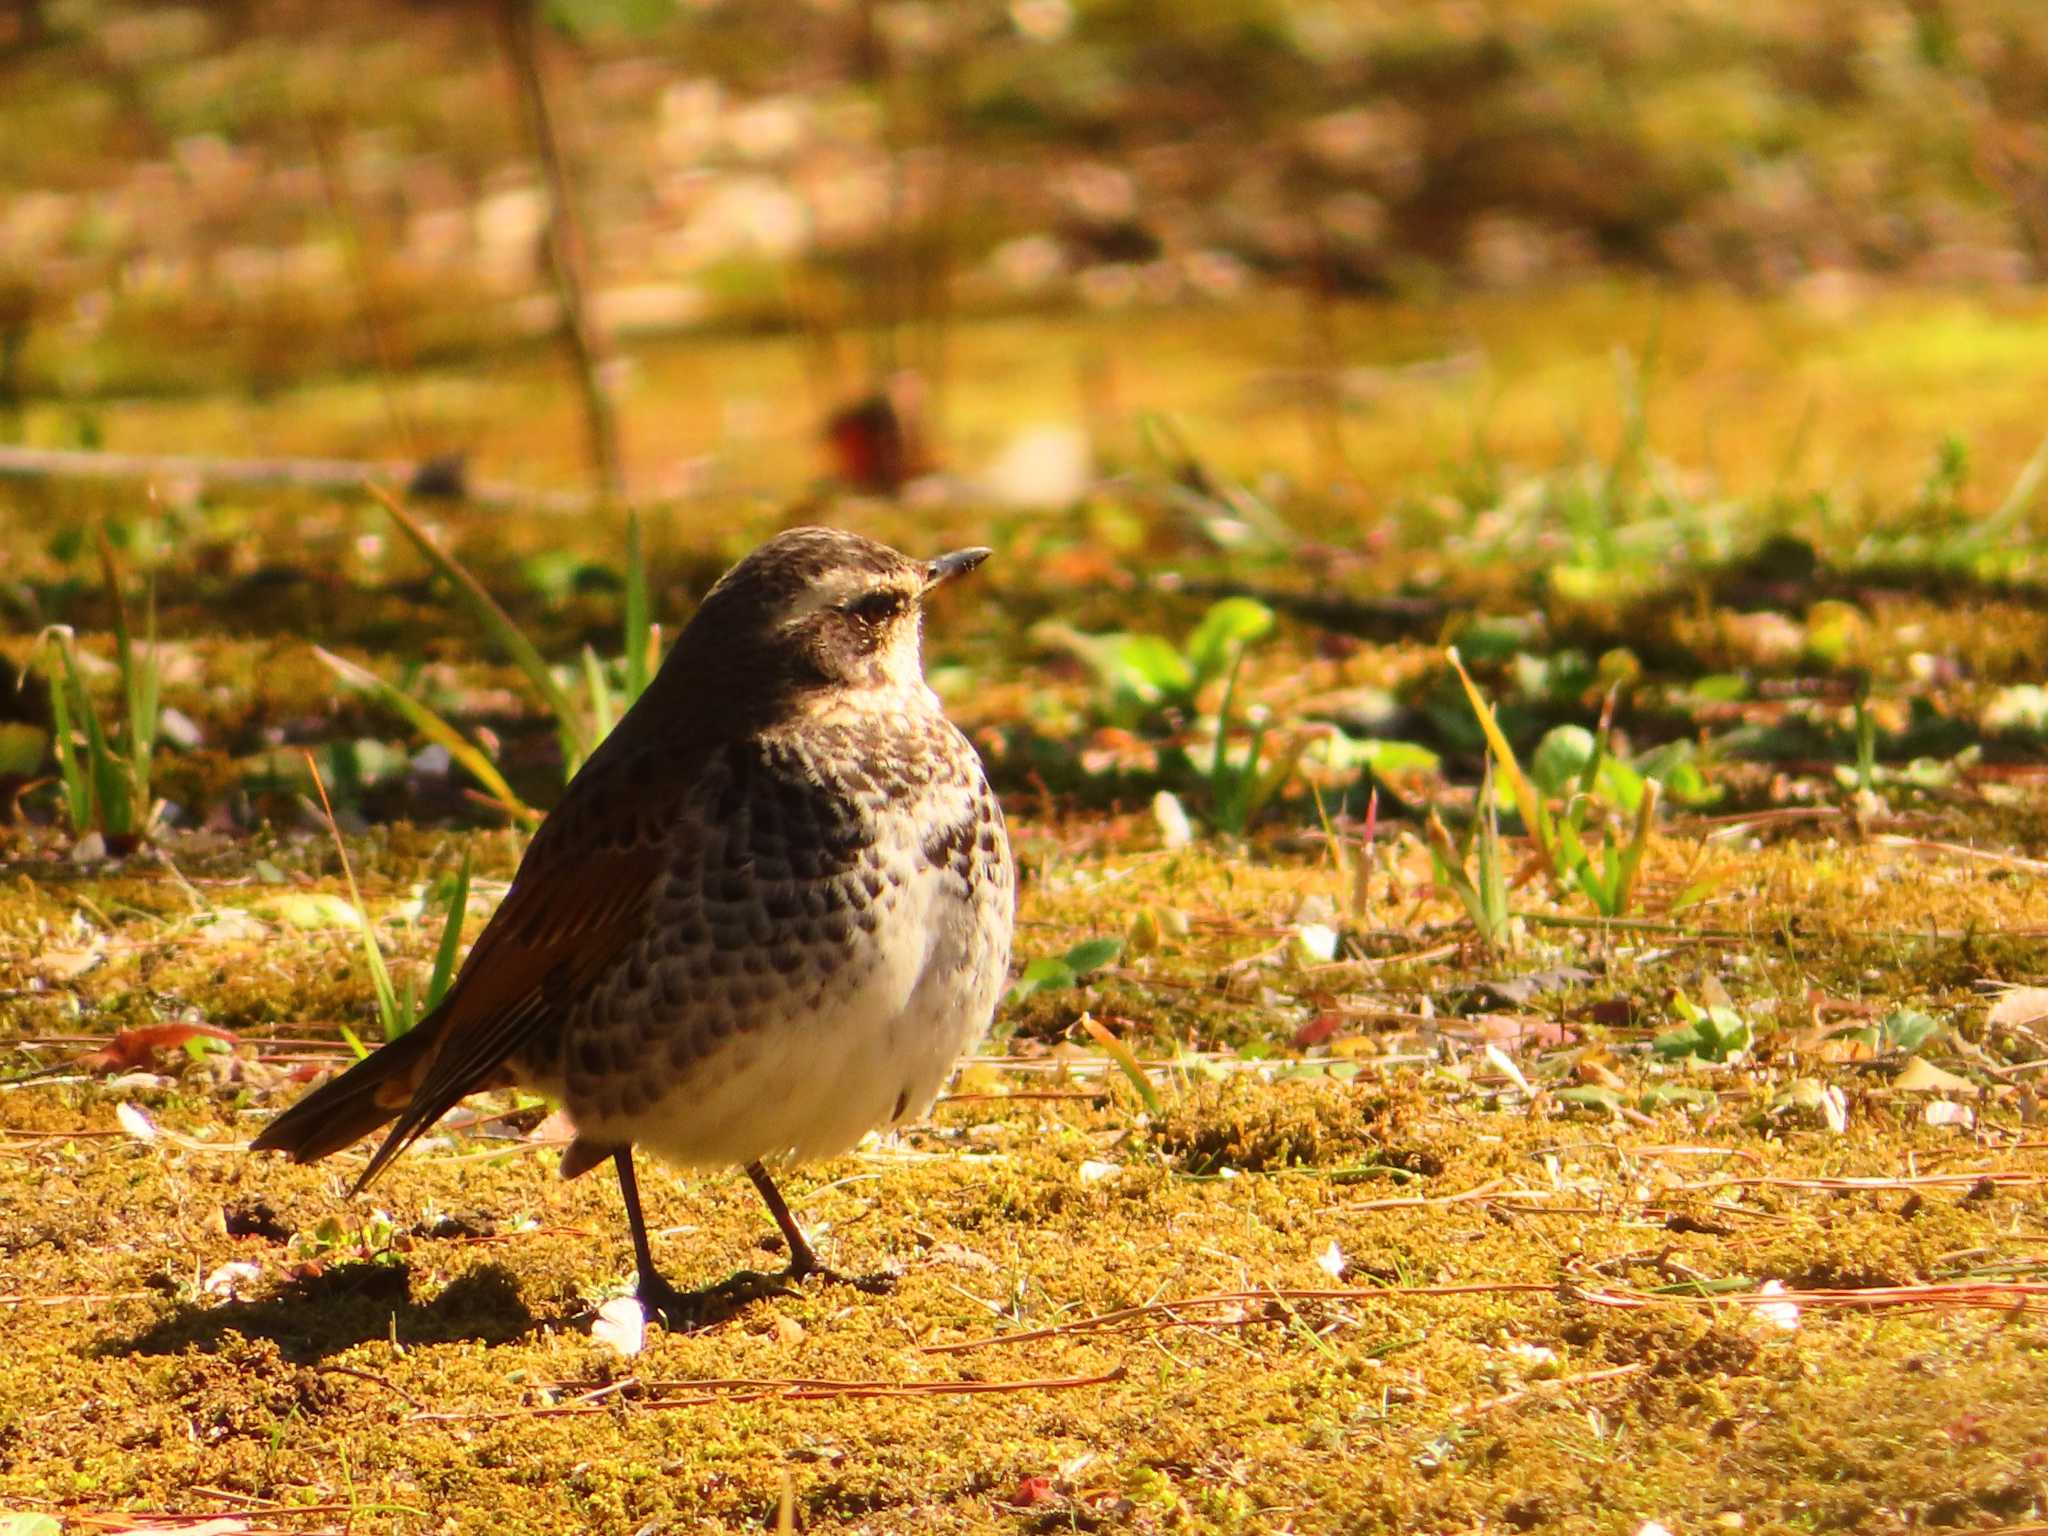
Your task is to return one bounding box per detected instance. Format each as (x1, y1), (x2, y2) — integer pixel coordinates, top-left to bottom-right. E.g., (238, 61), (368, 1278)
(4, 289), (2048, 1533)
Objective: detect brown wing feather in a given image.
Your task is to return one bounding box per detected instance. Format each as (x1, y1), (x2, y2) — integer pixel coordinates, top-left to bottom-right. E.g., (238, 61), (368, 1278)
(350, 738), (682, 1189)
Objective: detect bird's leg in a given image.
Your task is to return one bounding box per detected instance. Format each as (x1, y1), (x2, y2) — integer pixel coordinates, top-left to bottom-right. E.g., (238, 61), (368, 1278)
(614, 1147), (698, 1326)
(745, 1159), (896, 1295)
(613, 1148), (798, 1330)
(744, 1159), (820, 1277)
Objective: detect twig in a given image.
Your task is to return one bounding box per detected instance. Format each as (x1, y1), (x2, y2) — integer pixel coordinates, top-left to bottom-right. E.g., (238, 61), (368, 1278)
(496, 0), (624, 501)
(408, 1366), (1126, 1423)
(922, 1285), (1557, 1354)
(1873, 834), (2048, 875)
(1677, 1171), (2045, 1194)
(0, 1291), (154, 1307)
(924, 1277), (2048, 1355)
(1584, 1280), (2048, 1315)
(0, 444), (589, 511)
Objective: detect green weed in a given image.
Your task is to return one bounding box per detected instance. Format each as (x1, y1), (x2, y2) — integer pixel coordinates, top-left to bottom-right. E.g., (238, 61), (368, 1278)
(370, 488), (659, 788)
(30, 534), (161, 853)
(1426, 767), (1514, 950)
(1447, 648), (1675, 919)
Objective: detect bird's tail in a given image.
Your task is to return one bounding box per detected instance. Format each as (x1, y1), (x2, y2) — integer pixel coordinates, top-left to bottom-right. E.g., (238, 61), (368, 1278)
(249, 1014), (446, 1184)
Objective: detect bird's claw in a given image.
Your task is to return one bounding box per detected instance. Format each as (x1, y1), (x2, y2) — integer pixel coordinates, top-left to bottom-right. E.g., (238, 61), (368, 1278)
(635, 1267), (797, 1331)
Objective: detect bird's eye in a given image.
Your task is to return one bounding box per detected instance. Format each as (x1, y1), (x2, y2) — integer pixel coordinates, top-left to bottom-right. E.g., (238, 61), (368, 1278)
(848, 590), (904, 624)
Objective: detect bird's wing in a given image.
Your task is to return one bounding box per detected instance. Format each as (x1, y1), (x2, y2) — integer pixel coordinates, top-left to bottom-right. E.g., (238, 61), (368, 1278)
(353, 737), (681, 1189)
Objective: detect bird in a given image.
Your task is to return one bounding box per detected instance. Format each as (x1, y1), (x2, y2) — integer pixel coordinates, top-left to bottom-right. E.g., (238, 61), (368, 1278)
(252, 526), (1014, 1327)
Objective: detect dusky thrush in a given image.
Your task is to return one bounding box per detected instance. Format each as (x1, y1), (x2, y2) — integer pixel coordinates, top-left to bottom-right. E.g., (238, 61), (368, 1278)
(253, 526), (1014, 1325)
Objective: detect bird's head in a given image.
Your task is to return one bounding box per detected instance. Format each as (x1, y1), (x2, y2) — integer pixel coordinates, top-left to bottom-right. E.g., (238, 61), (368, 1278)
(686, 526), (989, 699)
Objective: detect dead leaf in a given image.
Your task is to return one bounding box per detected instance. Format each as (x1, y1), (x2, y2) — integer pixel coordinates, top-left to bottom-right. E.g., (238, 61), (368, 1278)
(1008, 1476), (1059, 1508)
(1894, 1057), (1979, 1096)
(1576, 1054), (1626, 1091)
(1987, 987), (2048, 1030)
(1292, 1011), (1345, 1049)
(1472, 1013), (1575, 1050)
(72, 1023), (239, 1074)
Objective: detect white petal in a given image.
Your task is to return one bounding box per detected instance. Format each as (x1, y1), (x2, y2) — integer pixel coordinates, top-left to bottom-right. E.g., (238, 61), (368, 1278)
(1152, 791), (1193, 850)
(115, 1102), (159, 1142)
(1293, 923), (1340, 964)
(1754, 1279), (1801, 1333)
(592, 1295), (647, 1357)
(1314, 1239), (1347, 1279)
(203, 1260), (263, 1298)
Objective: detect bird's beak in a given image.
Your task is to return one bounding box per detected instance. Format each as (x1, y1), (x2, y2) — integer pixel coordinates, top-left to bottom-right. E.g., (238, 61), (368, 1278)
(924, 547), (992, 591)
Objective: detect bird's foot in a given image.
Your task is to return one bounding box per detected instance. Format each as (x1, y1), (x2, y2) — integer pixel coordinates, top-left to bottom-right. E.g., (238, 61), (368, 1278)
(792, 1261), (898, 1296)
(635, 1267), (797, 1332)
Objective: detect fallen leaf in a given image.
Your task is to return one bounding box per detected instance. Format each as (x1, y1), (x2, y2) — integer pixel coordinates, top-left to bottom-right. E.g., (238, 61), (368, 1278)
(1484, 1043), (1536, 1098)
(73, 1023), (239, 1074)
(1576, 1054), (1626, 1091)
(1987, 986), (2048, 1030)
(1292, 1011), (1345, 1049)
(1894, 1057), (1978, 1096)
(1009, 1476), (1058, 1508)
(1475, 1013), (1574, 1050)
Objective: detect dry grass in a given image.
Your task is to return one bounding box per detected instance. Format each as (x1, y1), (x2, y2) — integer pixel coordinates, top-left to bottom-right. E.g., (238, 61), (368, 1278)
(4, 287), (2048, 1532)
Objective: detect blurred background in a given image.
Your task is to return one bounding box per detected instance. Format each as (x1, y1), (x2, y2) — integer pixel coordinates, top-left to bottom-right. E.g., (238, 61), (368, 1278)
(4, 0), (2047, 514)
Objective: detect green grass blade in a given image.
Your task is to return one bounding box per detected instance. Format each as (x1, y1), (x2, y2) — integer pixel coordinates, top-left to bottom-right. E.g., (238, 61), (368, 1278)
(1978, 428), (2048, 539)
(1080, 1014), (1163, 1116)
(1611, 778), (1659, 918)
(36, 631), (91, 834)
(1447, 647), (1556, 877)
(624, 508), (651, 703)
(303, 750), (406, 1042)
(1425, 809), (1489, 936)
(1475, 769), (1510, 943)
(581, 644), (616, 741)
(425, 850), (472, 1014)
(131, 574), (160, 789)
(74, 652), (131, 840)
(1209, 645), (1245, 787)
(313, 646), (537, 822)
(372, 485), (593, 767)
